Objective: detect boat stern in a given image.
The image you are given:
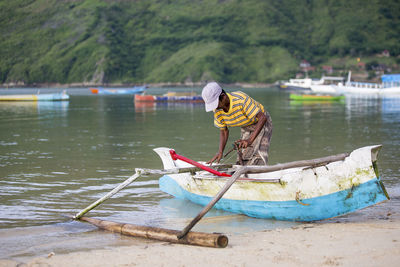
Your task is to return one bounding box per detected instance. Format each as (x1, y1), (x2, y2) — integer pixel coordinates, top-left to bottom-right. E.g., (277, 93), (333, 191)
(369, 145), (390, 200)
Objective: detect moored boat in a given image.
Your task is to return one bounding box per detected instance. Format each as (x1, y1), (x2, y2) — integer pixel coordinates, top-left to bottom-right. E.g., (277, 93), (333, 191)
(333, 83), (400, 96)
(290, 93), (345, 101)
(280, 76), (344, 91)
(279, 78), (323, 90)
(0, 91), (69, 101)
(155, 145), (389, 221)
(135, 91), (203, 102)
(309, 84), (336, 93)
(332, 72), (400, 97)
(90, 86), (146, 95)
(309, 76), (345, 93)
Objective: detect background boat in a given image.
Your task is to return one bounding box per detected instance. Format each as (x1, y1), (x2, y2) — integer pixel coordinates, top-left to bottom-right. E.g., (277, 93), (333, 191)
(90, 86), (146, 95)
(309, 76), (345, 93)
(135, 91), (203, 102)
(290, 93), (345, 101)
(280, 76), (344, 91)
(332, 72), (400, 97)
(279, 77), (323, 90)
(0, 91), (69, 101)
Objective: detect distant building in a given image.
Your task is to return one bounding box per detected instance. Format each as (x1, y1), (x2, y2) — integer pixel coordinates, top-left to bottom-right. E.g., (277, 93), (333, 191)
(373, 64), (387, 71)
(357, 62), (366, 69)
(322, 65), (333, 74)
(300, 60), (310, 69)
(382, 50), (390, 57)
(300, 60), (315, 72)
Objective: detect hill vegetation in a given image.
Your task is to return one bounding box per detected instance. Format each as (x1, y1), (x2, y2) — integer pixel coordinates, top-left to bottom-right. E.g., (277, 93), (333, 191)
(1, 0), (399, 85)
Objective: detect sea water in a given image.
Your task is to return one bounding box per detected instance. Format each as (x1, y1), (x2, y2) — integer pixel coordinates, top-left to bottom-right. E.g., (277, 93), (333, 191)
(0, 87), (399, 261)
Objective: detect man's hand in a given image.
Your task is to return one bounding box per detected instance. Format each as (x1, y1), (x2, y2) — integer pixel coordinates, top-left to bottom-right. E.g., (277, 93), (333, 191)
(235, 139), (251, 149)
(235, 112), (266, 149)
(208, 128), (229, 165)
(207, 152), (223, 165)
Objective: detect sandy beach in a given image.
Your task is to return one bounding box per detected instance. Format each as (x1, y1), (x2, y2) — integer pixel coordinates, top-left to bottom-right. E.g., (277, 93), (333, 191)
(2, 218), (399, 267)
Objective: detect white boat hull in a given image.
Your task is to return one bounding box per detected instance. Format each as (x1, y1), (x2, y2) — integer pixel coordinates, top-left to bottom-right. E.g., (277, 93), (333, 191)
(155, 146), (389, 221)
(337, 87), (400, 96)
(310, 84), (336, 93)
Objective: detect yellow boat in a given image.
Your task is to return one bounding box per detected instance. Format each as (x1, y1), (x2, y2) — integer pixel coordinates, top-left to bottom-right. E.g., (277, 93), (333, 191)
(0, 92), (69, 101)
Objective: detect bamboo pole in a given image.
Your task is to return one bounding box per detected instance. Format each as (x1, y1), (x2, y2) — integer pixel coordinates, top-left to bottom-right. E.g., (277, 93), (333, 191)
(78, 216), (228, 248)
(178, 167), (248, 239)
(232, 152), (350, 174)
(74, 172), (142, 219)
(74, 165), (232, 219)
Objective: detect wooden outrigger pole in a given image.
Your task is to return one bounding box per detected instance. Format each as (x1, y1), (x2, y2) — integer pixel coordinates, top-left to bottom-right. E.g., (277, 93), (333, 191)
(73, 164), (232, 220)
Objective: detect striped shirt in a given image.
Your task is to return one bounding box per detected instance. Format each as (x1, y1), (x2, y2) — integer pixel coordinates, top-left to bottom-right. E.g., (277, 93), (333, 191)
(214, 91), (265, 129)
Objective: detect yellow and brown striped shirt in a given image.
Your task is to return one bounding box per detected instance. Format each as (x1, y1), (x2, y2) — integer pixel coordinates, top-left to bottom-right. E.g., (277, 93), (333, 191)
(214, 91), (265, 129)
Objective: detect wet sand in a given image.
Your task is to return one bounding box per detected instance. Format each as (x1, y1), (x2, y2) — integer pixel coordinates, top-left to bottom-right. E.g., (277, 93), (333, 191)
(2, 219), (399, 267)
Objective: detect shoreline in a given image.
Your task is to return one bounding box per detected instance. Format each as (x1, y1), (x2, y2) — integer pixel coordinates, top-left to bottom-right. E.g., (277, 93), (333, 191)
(0, 82), (275, 89)
(2, 219), (399, 267)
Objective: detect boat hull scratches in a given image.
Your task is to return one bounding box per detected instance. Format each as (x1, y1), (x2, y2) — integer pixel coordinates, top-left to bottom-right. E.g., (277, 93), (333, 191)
(159, 175), (388, 222)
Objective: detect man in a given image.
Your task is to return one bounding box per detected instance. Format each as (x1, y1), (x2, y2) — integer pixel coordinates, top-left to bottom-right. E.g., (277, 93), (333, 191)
(202, 82), (273, 166)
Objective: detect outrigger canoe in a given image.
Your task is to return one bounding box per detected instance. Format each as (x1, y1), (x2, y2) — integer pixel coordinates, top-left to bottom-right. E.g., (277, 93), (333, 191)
(155, 145), (389, 221)
(290, 93), (345, 101)
(90, 86), (146, 95)
(135, 91), (203, 102)
(0, 92), (69, 101)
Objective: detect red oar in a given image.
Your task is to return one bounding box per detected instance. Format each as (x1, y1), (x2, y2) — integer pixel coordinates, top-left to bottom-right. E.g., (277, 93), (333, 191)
(169, 150), (231, 177)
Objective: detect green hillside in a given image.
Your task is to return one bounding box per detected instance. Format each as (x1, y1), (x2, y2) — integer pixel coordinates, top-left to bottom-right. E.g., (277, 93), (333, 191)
(1, 0), (399, 85)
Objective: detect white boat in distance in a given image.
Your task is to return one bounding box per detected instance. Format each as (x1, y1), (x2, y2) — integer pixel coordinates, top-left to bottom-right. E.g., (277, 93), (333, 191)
(279, 77), (323, 90)
(309, 76), (345, 93)
(331, 72), (400, 97)
(281, 76), (344, 91)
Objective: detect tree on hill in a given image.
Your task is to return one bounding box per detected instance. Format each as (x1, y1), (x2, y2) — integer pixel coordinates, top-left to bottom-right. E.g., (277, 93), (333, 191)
(0, 0), (399, 85)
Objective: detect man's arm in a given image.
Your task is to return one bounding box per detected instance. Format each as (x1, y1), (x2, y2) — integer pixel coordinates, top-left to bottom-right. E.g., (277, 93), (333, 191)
(207, 127), (229, 164)
(236, 111), (266, 148)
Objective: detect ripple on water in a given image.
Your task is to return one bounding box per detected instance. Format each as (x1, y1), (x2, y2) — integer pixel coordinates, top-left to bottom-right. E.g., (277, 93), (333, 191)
(1, 89), (399, 261)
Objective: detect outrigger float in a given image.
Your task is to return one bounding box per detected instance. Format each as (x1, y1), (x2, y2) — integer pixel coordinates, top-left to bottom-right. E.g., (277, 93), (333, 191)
(73, 145), (389, 247)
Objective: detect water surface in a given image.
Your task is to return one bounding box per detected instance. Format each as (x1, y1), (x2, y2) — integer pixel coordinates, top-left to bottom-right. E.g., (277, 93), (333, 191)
(0, 87), (399, 261)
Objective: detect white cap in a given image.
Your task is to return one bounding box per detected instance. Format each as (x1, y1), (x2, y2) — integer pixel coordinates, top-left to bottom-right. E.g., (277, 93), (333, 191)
(202, 82), (222, 112)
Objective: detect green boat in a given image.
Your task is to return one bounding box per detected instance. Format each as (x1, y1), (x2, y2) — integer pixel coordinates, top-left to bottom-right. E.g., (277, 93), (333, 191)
(290, 94), (345, 101)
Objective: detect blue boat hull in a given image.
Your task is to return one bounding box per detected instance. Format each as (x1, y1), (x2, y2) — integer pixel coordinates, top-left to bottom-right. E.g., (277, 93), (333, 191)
(95, 86), (146, 95)
(0, 93), (69, 101)
(159, 175), (388, 221)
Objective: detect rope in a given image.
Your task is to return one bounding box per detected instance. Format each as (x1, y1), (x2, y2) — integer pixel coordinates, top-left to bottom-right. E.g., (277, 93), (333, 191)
(220, 143), (243, 165)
